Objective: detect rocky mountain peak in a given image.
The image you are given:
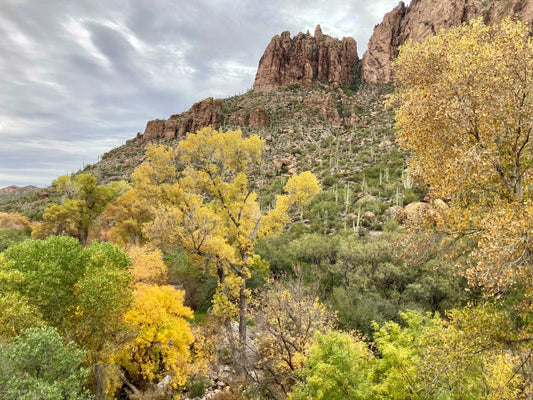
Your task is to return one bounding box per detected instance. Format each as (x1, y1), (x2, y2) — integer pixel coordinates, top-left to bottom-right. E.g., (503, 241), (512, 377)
(253, 26), (359, 92)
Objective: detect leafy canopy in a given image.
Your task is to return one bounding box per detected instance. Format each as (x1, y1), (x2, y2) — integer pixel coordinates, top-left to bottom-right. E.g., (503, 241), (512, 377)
(32, 173), (128, 245)
(0, 327), (90, 400)
(390, 18), (533, 295)
(130, 128), (320, 358)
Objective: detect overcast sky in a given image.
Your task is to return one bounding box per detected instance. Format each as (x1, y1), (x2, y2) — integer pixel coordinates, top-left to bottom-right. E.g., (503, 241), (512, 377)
(0, 0), (402, 188)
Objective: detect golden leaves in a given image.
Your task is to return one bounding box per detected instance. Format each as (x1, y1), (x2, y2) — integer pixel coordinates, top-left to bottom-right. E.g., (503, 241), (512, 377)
(391, 18), (533, 295)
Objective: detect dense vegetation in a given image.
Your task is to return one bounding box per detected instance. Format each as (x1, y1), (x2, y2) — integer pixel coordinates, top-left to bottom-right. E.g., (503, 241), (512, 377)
(1, 17), (533, 399)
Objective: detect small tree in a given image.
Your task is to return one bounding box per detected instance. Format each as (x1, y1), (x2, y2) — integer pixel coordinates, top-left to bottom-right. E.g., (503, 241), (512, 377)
(32, 173), (128, 245)
(0, 327), (91, 400)
(251, 279), (335, 398)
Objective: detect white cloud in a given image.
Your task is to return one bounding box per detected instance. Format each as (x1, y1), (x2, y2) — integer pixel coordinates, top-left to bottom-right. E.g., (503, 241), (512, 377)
(63, 18), (112, 69)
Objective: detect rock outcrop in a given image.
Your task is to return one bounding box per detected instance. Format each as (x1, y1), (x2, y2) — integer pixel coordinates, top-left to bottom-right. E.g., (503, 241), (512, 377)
(249, 106), (269, 128)
(303, 93), (341, 127)
(142, 97), (222, 141)
(361, 2), (407, 85)
(254, 25), (358, 92)
(362, 0), (533, 84)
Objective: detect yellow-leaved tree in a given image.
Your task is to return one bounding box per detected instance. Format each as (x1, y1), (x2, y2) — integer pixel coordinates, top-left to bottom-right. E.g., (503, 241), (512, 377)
(390, 19), (533, 392)
(32, 173), (129, 245)
(130, 127), (320, 367)
(116, 283), (194, 390)
(390, 18), (533, 296)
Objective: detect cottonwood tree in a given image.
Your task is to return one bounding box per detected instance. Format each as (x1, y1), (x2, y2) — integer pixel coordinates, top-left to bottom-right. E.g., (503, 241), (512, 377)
(32, 174), (128, 245)
(116, 284), (194, 390)
(390, 18), (533, 296)
(0, 237), (133, 398)
(131, 128), (320, 367)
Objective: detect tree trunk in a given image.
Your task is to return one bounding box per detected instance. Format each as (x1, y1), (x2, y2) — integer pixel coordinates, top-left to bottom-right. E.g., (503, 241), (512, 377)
(238, 277), (248, 376)
(239, 279), (248, 349)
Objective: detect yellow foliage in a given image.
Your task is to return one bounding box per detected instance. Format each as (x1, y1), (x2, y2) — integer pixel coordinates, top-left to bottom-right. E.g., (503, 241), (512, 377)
(390, 18), (533, 295)
(127, 246), (168, 285)
(102, 189), (152, 246)
(211, 274), (247, 323)
(117, 283), (194, 388)
(0, 212), (33, 230)
(284, 171), (321, 216)
(129, 127), (320, 357)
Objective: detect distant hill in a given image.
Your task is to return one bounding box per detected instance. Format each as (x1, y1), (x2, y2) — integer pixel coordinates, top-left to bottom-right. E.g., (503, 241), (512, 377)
(0, 185), (40, 200)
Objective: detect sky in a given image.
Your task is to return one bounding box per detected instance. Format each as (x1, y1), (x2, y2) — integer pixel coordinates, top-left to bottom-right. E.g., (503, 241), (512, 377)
(0, 0), (402, 188)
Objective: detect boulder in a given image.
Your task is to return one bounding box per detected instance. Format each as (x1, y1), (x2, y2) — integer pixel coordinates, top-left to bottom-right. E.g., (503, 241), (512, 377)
(249, 106), (269, 128)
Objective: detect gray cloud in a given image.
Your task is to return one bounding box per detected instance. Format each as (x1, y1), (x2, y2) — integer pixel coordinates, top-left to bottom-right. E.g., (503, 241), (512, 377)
(0, 0), (401, 187)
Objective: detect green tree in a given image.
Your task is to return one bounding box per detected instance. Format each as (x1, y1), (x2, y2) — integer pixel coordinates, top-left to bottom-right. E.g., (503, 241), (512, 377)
(288, 331), (373, 400)
(0, 236), (85, 328)
(0, 327), (90, 400)
(32, 173), (128, 245)
(0, 228), (29, 252)
(0, 237), (133, 398)
(290, 311), (524, 400)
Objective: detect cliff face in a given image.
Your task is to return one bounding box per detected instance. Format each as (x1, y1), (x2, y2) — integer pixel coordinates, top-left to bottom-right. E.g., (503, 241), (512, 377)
(253, 25), (359, 92)
(361, 2), (407, 85)
(142, 97), (222, 141)
(362, 0), (533, 84)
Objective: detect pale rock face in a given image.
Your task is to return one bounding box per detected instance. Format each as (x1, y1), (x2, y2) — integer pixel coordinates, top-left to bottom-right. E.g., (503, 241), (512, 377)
(253, 25), (358, 92)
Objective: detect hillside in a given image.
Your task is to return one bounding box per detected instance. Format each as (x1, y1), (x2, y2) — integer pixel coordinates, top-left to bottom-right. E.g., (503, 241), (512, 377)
(2, 27), (409, 225)
(0, 185), (40, 200)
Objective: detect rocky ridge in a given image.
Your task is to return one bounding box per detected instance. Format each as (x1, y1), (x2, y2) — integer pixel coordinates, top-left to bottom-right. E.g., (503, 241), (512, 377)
(362, 0), (533, 84)
(139, 25), (360, 143)
(85, 83), (397, 193)
(253, 25), (359, 92)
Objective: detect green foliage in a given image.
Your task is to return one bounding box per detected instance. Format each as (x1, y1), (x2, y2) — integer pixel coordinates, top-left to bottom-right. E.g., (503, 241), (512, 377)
(0, 292), (45, 340)
(289, 331), (373, 400)
(290, 310), (525, 399)
(257, 230), (471, 337)
(1, 236), (85, 327)
(0, 236), (133, 361)
(0, 228), (29, 252)
(165, 251), (217, 312)
(70, 241), (133, 356)
(0, 327), (90, 400)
